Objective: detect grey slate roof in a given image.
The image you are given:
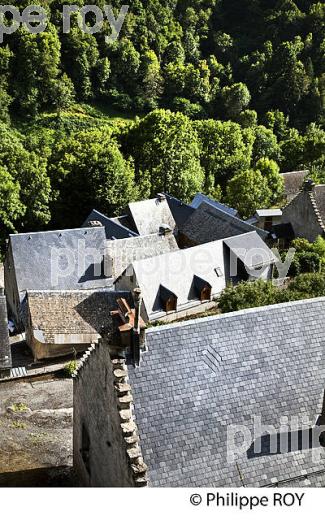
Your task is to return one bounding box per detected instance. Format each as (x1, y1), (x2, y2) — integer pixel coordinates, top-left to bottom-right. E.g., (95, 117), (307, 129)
(164, 194), (195, 228)
(127, 298), (325, 487)
(0, 293), (11, 371)
(191, 193), (238, 216)
(27, 289), (131, 343)
(224, 232), (277, 269)
(107, 232), (179, 281)
(9, 227), (112, 302)
(82, 209), (138, 239)
(127, 197), (176, 235)
(180, 201), (268, 244)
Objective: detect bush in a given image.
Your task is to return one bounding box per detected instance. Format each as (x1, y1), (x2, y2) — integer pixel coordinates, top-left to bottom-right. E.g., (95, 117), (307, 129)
(296, 251), (321, 273)
(64, 360), (77, 378)
(218, 272), (325, 314)
(287, 272), (325, 298)
(217, 280), (279, 313)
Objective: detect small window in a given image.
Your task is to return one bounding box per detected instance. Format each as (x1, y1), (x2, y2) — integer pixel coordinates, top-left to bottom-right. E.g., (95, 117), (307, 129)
(159, 285), (178, 313)
(200, 285), (211, 302)
(81, 424), (91, 475)
(215, 267), (223, 277)
(165, 295), (177, 313)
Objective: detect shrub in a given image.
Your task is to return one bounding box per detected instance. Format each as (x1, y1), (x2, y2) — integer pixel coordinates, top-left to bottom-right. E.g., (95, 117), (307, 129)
(291, 238), (313, 253)
(64, 360), (77, 378)
(217, 280), (279, 313)
(288, 272), (325, 298)
(295, 251), (321, 273)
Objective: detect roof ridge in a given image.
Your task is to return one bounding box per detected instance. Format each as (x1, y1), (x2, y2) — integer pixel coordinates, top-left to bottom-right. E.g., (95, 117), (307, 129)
(146, 295), (325, 335)
(308, 191), (325, 232)
(281, 187), (303, 210)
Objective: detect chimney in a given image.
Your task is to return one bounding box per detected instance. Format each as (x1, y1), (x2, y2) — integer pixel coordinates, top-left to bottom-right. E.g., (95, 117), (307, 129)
(157, 193), (166, 202)
(88, 220), (103, 227)
(159, 224), (172, 236)
(303, 179), (315, 192)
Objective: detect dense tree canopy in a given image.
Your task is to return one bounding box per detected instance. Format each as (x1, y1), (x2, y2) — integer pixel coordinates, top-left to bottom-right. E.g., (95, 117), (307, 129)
(0, 0), (323, 251)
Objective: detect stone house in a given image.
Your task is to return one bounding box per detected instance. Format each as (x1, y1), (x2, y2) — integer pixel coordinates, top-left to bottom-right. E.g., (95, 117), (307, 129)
(73, 296), (325, 487)
(25, 289), (132, 361)
(115, 231), (276, 323)
(0, 288), (12, 378)
(4, 226), (111, 330)
(281, 180), (325, 242)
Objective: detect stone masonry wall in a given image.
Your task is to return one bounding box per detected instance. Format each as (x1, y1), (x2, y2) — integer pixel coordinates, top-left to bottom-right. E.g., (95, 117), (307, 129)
(73, 340), (148, 487)
(281, 190), (325, 242)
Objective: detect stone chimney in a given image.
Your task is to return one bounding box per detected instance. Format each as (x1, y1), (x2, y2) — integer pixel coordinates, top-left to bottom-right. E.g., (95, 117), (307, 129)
(110, 293), (146, 365)
(302, 179), (315, 192)
(159, 224), (172, 236)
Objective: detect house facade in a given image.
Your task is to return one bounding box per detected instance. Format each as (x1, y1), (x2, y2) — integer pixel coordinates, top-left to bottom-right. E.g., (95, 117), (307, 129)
(4, 226), (111, 330)
(116, 232), (276, 323)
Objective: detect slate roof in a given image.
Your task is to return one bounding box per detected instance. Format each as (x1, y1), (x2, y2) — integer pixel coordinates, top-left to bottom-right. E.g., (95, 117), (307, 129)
(224, 232), (277, 269)
(9, 227), (112, 302)
(0, 292), (11, 371)
(164, 194), (195, 228)
(180, 201), (268, 244)
(191, 193), (238, 216)
(107, 232), (179, 281)
(27, 289), (131, 344)
(127, 297), (325, 487)
(127, 239), (227, 320)
(82, 209), (138, 239)
(281, 171), (308, 202)
(127, 197), (176, 235)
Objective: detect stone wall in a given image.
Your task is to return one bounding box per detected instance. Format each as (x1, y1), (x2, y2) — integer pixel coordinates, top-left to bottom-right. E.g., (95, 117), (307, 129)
(281, 191), (325, 242)
(73, 340), (148, 487)
(0, 293), (11, 377)
(4, 243), (22, 328)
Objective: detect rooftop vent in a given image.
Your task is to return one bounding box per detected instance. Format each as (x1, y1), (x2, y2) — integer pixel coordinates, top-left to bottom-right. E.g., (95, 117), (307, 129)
(88, 220), (103, 227)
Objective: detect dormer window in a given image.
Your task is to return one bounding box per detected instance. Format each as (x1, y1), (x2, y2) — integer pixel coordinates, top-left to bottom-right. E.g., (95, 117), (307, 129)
(159, 285), (177, 313)
(193, 275), (212, 302)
